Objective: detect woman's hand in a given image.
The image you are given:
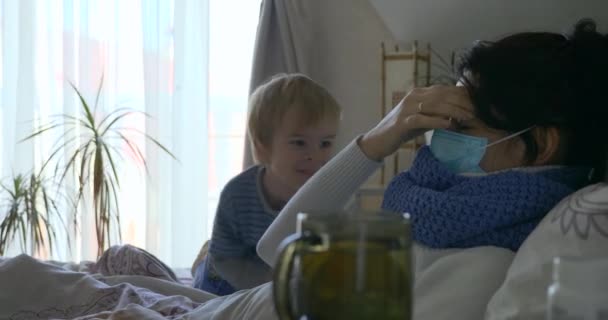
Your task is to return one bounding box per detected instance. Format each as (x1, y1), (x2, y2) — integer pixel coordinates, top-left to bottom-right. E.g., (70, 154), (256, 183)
(359, 85), (475, 161)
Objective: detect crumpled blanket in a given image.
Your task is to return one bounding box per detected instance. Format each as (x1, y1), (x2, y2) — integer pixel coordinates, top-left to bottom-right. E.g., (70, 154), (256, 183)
(91, 244), (179, 283)
(0, 250), (276, 319)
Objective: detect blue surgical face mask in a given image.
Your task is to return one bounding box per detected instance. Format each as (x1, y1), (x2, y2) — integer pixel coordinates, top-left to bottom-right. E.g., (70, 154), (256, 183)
(429, 127), (533, 174)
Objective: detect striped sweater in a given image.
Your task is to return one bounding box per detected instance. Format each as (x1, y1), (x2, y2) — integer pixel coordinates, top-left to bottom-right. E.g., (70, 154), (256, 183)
(207, 165), (277, 289)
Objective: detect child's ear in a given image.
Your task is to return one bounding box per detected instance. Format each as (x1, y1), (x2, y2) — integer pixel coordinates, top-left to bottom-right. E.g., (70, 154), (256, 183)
(532, 126), (562, 166)
(253, 139), (271, 165)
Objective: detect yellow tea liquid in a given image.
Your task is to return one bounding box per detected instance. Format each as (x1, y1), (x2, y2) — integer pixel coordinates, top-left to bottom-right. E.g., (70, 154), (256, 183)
(290, 240), (411, 320)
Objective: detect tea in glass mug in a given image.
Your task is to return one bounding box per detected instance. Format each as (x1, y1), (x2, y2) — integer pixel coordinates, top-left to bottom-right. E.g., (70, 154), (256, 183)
(273, 210), (412, 320)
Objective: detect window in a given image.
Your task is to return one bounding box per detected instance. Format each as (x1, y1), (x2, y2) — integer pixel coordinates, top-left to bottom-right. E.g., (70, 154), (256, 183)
(0, 0), (260, 267)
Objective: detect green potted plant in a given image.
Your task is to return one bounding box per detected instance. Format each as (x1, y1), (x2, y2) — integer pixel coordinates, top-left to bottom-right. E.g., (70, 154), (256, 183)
(429, 48), (458, 85)
(0, 172), (68, 257)
(23, 78), (176, 257)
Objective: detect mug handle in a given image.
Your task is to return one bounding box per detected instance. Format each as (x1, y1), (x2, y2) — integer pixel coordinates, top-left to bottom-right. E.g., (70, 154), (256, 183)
(273, 232), (319, 320)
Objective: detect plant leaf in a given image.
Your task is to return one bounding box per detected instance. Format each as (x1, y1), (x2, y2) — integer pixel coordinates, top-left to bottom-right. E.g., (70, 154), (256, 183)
(19, 123), (66, 143)
(92, 147), (104, 201)
(57, 148), (82, 187)
(94, 74), (104, 114)
(56, 114), (95, 131)
(104, 143), (127, 163)
(41, 187), (55, 256)
(114, 131), (149, 175)
(101, 142), (120, 188)
(68, 81), (97, 131)
(98, 108), (137, 135)
(40, 134), (81, 175)
(111, 127), (177, 161)
(106, 176), (121, 243)
(18, 214), (27, 253)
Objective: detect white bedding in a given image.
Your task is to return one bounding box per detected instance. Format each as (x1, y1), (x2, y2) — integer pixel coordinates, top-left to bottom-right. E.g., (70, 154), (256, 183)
(0, 183), (605, 319)
(0, 254), (276, 319)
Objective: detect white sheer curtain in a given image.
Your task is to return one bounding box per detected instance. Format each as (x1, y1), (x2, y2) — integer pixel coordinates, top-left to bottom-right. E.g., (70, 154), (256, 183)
(141, 0), (209, 269)
(0, 0), (258, 268)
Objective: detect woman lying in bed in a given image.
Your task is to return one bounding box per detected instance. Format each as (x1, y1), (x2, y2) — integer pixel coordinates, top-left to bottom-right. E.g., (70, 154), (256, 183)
(257, 18), (608, 319)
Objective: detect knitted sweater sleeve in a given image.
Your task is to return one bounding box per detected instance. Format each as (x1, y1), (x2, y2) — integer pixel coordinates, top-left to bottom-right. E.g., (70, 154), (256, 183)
(256, 138), (382, 267)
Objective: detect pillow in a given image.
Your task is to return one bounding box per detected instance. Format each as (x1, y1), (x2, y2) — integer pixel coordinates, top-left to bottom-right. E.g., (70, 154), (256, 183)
(485, 183), (608, 320)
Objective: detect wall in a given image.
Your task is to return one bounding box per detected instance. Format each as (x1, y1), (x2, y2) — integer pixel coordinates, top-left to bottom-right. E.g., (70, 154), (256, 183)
(307, 0), (397, 152)
(369, 0), (608, 77)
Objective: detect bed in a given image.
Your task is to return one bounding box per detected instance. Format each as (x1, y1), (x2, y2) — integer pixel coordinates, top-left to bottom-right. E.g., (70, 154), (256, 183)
(0, 248), (276, 319)
(0, 183), (606, 320)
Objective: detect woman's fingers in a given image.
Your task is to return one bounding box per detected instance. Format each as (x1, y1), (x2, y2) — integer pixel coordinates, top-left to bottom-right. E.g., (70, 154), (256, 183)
(403, 113), (451, 132)
(417, 102), (474, 121)
(359, 85), (477, 162)
(360, 113), (453, 161)
(407, 86), (475, 120)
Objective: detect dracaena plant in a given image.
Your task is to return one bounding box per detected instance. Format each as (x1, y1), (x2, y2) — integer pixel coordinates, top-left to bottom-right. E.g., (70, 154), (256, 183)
(429, 48), (459, 85)
(0, 172), (69, 257)
(23, 77), (176, 257)
(406, 47), (458, 87)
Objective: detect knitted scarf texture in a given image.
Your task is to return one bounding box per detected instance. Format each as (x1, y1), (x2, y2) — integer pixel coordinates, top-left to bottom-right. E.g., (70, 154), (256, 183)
(382, 146), (589, 251)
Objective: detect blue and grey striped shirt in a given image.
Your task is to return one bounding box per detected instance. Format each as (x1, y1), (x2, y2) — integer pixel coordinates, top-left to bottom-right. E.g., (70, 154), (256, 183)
(207, 165), (277, 287)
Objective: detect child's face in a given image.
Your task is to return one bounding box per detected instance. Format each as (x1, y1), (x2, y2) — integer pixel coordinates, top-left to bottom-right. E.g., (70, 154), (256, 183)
(261, 108), (338, 193)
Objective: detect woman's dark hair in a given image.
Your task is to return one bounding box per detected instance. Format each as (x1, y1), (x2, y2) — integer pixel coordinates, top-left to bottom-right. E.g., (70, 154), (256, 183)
(458, 18), (608, 181)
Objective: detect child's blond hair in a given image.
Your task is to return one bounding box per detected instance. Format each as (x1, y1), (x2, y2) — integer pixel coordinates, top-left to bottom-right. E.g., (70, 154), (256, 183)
(247, 73), (341, 153)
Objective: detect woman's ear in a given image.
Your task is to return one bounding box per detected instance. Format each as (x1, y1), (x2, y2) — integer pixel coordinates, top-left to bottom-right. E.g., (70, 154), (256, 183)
(533, 126), (562, 166)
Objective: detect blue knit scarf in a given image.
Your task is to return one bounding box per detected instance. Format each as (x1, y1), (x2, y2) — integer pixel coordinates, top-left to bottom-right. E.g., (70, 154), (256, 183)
(382, 146), (590, 251)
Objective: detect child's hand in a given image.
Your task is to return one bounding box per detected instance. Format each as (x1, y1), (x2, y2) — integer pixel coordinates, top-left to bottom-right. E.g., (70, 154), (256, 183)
(359, 85), (475, 161)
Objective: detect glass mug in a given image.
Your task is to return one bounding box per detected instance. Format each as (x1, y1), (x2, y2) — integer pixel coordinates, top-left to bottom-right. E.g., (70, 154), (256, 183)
(273, 210), (412, 320)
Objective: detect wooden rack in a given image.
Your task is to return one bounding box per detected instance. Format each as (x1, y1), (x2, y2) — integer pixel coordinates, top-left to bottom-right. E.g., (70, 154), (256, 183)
(379, 41), (431, 185)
